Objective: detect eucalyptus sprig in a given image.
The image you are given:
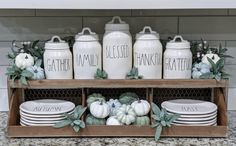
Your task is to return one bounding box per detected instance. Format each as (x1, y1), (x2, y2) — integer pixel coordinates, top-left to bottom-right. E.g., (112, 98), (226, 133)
(53, 105), (87, 133)
(210, 44), (233, 59)
(126, 67), (143, 79)
(200, 57), (229, 81)
(5, 64), (33, 85)
(94, 68), (108, 79)
(151, 102), (179, 141)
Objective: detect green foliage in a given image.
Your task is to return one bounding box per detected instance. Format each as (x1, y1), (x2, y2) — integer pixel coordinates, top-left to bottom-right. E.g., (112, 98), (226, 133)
(94, 68), (108, 79)
(151, 102), (179, 141)
(190, 40), (233, 64)
(126, 67), (143, 80)
(53, 105), (87, 133)
(200, 57), (229, 81)
(5, 64), (33, 85)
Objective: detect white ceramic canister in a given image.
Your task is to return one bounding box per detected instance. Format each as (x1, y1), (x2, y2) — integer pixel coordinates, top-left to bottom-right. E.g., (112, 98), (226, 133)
(103, 16), (132, 79)
(73, 27), (102, 79)
(134, 26), (163, 79)
(44, 36), (73, 79)
(164, 35), (192, 79)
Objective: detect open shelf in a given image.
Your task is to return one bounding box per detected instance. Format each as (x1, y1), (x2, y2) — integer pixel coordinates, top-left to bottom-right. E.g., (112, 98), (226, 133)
(7, 79), (228, 138)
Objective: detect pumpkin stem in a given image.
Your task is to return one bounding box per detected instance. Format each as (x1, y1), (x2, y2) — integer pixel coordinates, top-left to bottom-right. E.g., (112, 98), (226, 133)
(25, 55), (28, 59)
(137, 98), (141, 103)
(112, 103), (115, 108)
(100, 100), (103, 105)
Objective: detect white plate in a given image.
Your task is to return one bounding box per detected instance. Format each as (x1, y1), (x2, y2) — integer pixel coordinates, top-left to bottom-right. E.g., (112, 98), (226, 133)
(177, 115), (216, 121)
(174, 118), (216, 124)
(172, 122), (217, 126)
(21, 114), (66, 121)
(161, 99), (217, 115)
(21, 117), (62, 124)
(167, 111), (217, 118)
(20, 110), (74, 118)
(20, 120), (54, 126)
(175, 113), (217, 121)
(20, 99), (75, 115)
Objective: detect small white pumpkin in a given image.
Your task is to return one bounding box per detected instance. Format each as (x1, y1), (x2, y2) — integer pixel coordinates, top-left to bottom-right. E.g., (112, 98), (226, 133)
(15, 53), (34, 69)
(106, 116), (123, 125)
(116, 104), (136, 125)
(90, 101), (110, 118)
(131, 99), (150, 116)
(106, 99), (122, 116)
(26, 65), (45, 80)
(201, 53), (220, 68)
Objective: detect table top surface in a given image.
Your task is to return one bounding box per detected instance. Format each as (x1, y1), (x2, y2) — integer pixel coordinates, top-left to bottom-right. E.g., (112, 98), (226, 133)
(1, 111), (236, 145)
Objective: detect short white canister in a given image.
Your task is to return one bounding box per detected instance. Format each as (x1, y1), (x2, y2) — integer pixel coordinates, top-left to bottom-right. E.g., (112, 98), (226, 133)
(103, 16), (132, 79)
(134, 26), (163, 79)
(164, 35), (192, 79)
(44, 36), (73, 79)
(73, 27), (102, 79)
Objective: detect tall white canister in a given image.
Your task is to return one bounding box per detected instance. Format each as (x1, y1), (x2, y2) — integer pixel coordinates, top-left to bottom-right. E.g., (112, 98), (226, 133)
(44, 36), (73, 79)
(164, 35), (192, 79)
(73, 27), (102, 79)
(134, 26), (163, 79)
(103, 16), (132, 79)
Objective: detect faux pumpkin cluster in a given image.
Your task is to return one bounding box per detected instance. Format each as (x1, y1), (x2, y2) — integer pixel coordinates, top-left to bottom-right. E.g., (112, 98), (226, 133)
(6, 41), (45, 85)
(85, 92), (151, 126)
(191, 41), (232, 81)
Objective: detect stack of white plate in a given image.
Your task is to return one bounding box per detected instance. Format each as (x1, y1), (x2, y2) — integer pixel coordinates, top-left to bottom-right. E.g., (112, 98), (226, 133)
(161, 99), (217, 126)
(20, 99), (75, 126)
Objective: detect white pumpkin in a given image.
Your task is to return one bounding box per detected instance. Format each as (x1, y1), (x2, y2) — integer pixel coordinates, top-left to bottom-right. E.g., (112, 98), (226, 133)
(106, 99), (122, 116)
(201, 53), (220, 68)
(26, 65), (45, 80)
(90, 101), (110, 118)
(106, 116), (123, 125)
(131, 100), (150, 116)
(116, 104), (136, 125)
(15, 53), (34, 69)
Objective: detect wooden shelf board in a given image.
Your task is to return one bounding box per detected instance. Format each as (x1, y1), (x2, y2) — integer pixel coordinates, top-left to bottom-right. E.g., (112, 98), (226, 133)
(9, 79), (228, 89)
(7, 125), (227, 138)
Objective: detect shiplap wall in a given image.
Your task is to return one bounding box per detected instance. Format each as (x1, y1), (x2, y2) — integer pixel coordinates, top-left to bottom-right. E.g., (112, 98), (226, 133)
(0, 9), (236, 111)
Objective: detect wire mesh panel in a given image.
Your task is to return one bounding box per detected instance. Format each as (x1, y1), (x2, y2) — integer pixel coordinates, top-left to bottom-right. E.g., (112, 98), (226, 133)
(86, 88), (148, 101)
(152, 88), (212, 107)
(24, 89), (82, 105)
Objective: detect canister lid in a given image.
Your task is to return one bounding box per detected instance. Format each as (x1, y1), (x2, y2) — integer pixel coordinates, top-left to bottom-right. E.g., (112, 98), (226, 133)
(135, 26), (160, 40)
(105, 16), (129, 31)
(75, 27), (99, 41)
(45, 36), (69, 50)
(166, 35), (190, 49)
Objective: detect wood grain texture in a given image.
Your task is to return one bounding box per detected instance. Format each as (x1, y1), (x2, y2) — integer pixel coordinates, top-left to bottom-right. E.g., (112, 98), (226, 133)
(7, 125), (227, 138)
(9, 79), (228, 89)
(215, 88), (228, 126)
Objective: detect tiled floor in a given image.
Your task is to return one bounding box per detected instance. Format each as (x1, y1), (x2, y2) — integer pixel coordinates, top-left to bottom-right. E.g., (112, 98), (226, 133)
(0, 111), (236, 146)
